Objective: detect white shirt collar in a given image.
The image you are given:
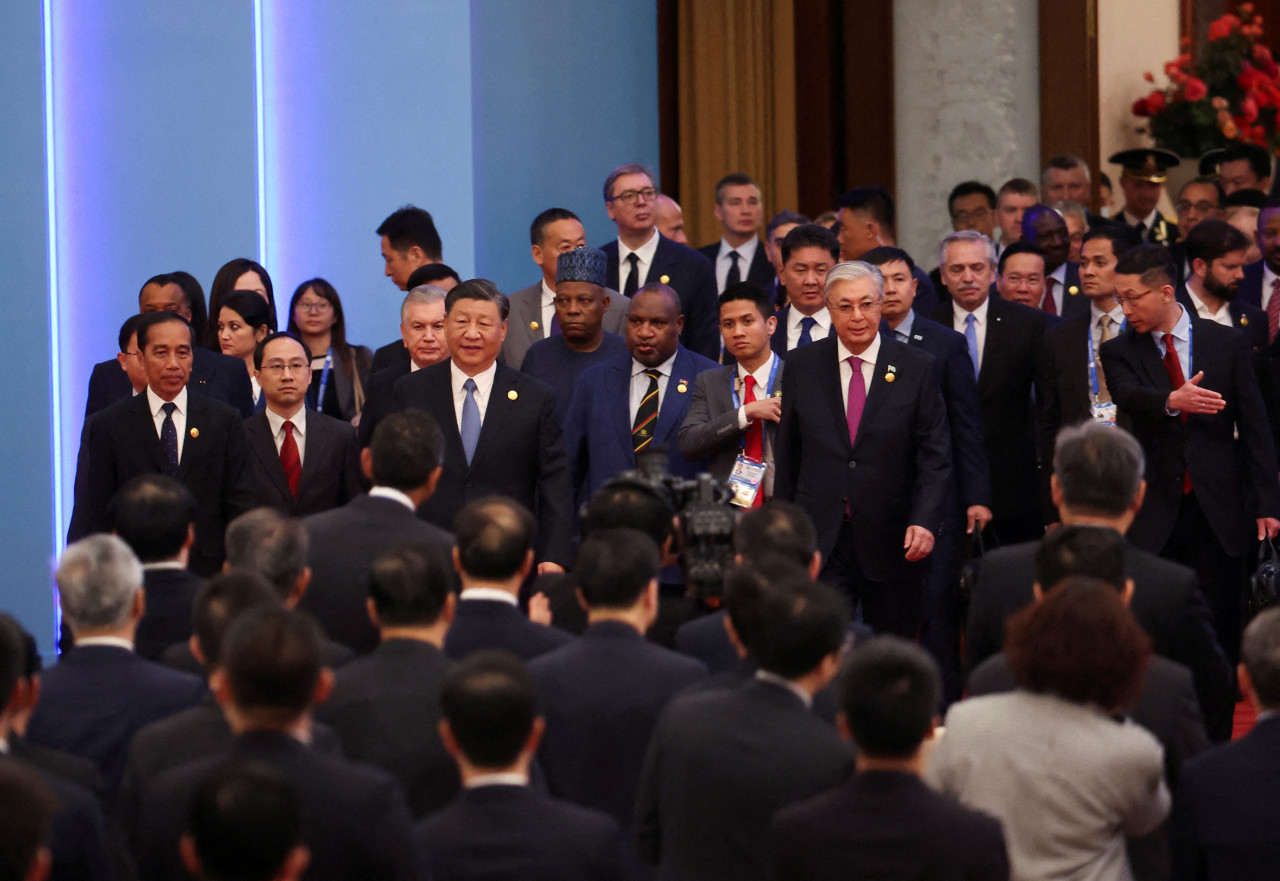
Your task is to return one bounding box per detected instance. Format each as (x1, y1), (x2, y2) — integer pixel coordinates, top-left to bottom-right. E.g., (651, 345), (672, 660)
(736, 353), (777, 389)
(464, 772), (529, 789)
(142, 561), (185, 571)
(541, 279), (557, 306)
(1049, 262), (1066, 284)
(632, 350), (678, 378)
(368, 486), (417, 512)
(264, 404), (306, 438)
(74, 636), (135, 652)
(1089, 301), (1124, 325)
(1185, 286), (1231, 324)
(836, 329), (881, 367)
(953, 294), (990, 324)
(146, 385), (188, 417)
(460, 587), (519, 606)
(719, 235), (759, 263)
(789, 305), (830, 331)
(1124, 207), (1161, 229)
(619, 228), (661, 266)
(450, 359), (499, 396)
(754, 669), (812, 708)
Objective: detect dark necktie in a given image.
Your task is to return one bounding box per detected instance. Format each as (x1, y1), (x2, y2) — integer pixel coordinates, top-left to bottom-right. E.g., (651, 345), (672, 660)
(1043, 278), (1058, 316)
(623, 253), (640, 298)
(160, 402), (179, 474)
(1269, 279), (1280, 343)
(280, 420), (301, 497)
(797, 316), (816, 348)
(726, 251), (742, 288)
(1135, 220), (1147, 240)
(632, 369), (661, 452)
(1162, 333), (1193, 494)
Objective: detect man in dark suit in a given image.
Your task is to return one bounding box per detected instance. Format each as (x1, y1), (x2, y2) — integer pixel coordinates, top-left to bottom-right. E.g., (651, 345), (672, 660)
(530, 529), (706, 839)
(966, 422), (1234, 741)
(563, 284), (719, 504)
(416, 652), (632, 881)
(931, 230), (1051, 545)
(316, 543), (457, 818)
(502, 208), (627, 369)
(636, 577), (854, 881)
(1110, 148), (1181, 247)
(26, 536), (206, 798)
(391, 278), (573, 569)
(131, 606), (421, 881)
(302, 409), (455, 654)
(769, 224), (839, 355)
(84, 313), (149, 417)
(772, 637), (1008, 881)
(1174, 606), (1280, 880)
(928, 181), (999, 294)
(444, 497), (571, 661)
(1100, 244), (1280, 668)
(1020, 204), (1087, 318)
(698, 173), (775, 297)
(244, 333), (363, 516)
(775, 261), (951, 637)
(762, 210), (809, 306)
(836, 186), (940, 312)
(599, 163), (718, 359)
(369, 264), (459, 372)
(1236, 203), (1280, 389)
(69, 311), (258, 576)
(359, 285), (450, 447)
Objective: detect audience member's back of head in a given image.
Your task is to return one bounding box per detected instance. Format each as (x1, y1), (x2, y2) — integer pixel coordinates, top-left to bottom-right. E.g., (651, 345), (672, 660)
(574, 528), (659, 610)
(192, 573), (279, 669)
(732, 502), (816, 569)
(0, 761), (58, 881)
(440, 651), (537, 769)
(220, 606), (322, 721)
(1052, 423), (1145, 516)
(109, 474), (196, 564)
(369, 410), (444, 492)
(1034, 524), (1126, 591)
(1242, 607), (1280, 711)
(754, 578), (850, 680)
(184, 761), (303, 881)
(56, 534), (143, 635)
(580, 482), (674, 549)
(723, 556), (811, 659)
(453, 496), (535, 581)
(840, 636), (941, 759)
(224, 509), (308, 600)
(368, 543), (453, 627)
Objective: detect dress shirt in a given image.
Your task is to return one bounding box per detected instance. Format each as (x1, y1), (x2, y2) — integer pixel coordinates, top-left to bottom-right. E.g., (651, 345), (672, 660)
(754, 669), (813, 709)
(1264, 264), (1280, 312)
(264, 405), (307, 462)
(1045, 262), (1067, 312)
(141, 561), (185, 572)
(714, 235), (760, 293)
(146, 386), (188, 460)
(459, 587), (519, 606)
(250, 376), (262, 406)
(368, 486), (417, 512)
(891, 309), (916, 343)
(74, 636), (135, 651)
(618, 229), (661, 293)
(1152, 304), (1192, 376)
(1089, 302), (1125, 334)
(1123, 207), (1161, 231)
(1185, 286), (1232, 327)
(540, 280), (557, 334)
(450, 360), (498, 432)
(735, 355), (779, 430)
(837, 333), (881, 410)
(952, 296), (991, 371)
(786, 306), (831, 350)
(628, 351), (678, 425)
(410, 360), (423, 373)
(464, 773), (530, 789)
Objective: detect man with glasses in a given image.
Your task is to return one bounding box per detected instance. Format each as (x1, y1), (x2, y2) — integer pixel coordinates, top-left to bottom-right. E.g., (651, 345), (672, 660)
(243, 332), (364, 517)
(599, 163), (719, 359)
(928, 182), (997, 295)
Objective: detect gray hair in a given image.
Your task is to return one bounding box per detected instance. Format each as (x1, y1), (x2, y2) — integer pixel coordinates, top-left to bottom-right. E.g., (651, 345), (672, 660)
(225, 508), (309, 599)
(938, 230), (996, 269)
(1243, 607), (1280, 709)
(400, 285), (447, 324)
(1043, 154), (1091, 187)
(1051, 200), (1088, 224)
(56, 535), (143, 632)
(1052, 423), (1145, 516)
(824, 260), (884, 299)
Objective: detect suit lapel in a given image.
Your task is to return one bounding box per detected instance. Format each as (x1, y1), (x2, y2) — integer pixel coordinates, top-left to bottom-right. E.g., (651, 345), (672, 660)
(816, 340), (851, 454)
(770, 305), (790, 355)
(469, 367), (516, 472)
(647, 235), (672, 285)
(1132, 331), (1170, 389)
(978, 300), (1007, 396)
(852, 339), (895, 453)
(177, 396), (205, 479)
(246, 414), (292, 502)
(654, 349), (695, 445)
(429, 363), (469, 472)
(295, 415), (330, 498)
(608, 359), (635, 455)
(129, 394), (172, 474)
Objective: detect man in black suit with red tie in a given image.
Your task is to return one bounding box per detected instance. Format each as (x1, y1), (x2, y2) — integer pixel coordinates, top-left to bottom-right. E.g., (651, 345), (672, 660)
(1100, 243), (1280, 667)
(774, 261), (951, 638)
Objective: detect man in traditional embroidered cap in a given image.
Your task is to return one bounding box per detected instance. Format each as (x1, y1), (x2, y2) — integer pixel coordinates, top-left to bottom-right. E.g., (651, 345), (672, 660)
(1110, 148), (1180, 247)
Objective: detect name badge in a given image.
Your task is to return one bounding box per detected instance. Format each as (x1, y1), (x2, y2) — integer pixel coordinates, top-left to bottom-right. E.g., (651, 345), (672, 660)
(1091, 402), (1118, 426)
(728, 455), (767, 508)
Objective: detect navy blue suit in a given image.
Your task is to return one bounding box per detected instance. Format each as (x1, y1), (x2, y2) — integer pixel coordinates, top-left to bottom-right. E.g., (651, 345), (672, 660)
(135, 567), (202, 661)
(84, 346), (254, 419)
(1, 755), (114, 881)
(444, 598), (571, 662)
(602, 234), (719, 359)
(519, 332), (629, 425)
(357, 360), (410, 448)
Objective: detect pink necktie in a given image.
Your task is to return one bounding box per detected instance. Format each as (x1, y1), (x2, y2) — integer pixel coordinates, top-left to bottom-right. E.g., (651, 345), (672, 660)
(846, 356), (866, 448)
(1269, 279), (1280, 343)
(1043, 279), (1058, 316)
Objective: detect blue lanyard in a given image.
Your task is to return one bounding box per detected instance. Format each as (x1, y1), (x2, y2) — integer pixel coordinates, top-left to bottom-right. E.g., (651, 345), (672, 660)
(315, 349), (333, 409)
(1088, 313), (1129, 399)
(730, 354), (780, 450)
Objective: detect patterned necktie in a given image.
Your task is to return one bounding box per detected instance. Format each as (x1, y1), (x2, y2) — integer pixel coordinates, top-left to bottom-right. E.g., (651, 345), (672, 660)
(742, 375), (764, 508)
(460, 378), (481, 465)
(623, 253), (640, 298)
(1095, 315), (1114, 404)
(632, 369), (661, 452)
(1162, 333), (1193, 494)
(964, 313), (980, 378)
(160, 402), (179, 474)
(797, 316), (816, 348)
(280, 421), (301, 497)
(1043, 278), (1058, 316)
(846, 357), (866, 448)
(726, 251), (742, 288)
(1269, 278), (1280, 344)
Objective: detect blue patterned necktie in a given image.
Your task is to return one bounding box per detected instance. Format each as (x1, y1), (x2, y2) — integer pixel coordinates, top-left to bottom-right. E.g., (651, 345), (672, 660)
(964, 313), (980, 378)
(797, 316), (816, 347)
(460, 378), (481, 465)
(160, 402), (179, 474)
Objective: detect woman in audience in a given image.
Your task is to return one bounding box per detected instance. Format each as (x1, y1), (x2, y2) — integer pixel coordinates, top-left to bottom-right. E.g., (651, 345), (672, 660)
(286, 278), (371, 423)
(217, 291), (273, 409)
(203, 258), (276, 348)
(927, 578), (1169, 881)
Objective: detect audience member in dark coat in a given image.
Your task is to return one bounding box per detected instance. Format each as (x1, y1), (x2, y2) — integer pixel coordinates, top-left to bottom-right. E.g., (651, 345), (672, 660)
(0, 756), (114, 881)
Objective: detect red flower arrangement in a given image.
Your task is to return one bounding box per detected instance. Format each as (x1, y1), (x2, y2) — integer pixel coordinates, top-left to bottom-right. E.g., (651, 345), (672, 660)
(1133, 4), (1280, 157)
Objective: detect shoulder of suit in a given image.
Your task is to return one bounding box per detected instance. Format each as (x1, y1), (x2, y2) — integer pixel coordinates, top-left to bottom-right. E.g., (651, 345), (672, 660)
(677, 347), (722, 373)
(306, 409), (357, 437)
(188, 394), (242, 423)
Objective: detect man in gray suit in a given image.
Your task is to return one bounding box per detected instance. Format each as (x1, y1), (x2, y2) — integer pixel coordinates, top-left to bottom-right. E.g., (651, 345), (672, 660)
(679, 283), (782, 507)
(502, 208), (628, 368)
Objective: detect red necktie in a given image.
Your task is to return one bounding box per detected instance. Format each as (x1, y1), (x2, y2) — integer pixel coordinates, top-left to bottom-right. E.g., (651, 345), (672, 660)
(1269, 279), (1280, 343)
(1161, 334), (1193, 494)
(1042, 278), (1058, 316)
(742, 375), (764, 508)
(280, 420), (301, 497)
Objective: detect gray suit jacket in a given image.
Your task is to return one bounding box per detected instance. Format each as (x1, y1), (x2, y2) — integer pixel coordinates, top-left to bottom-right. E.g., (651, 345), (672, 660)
(501, 281), (630, 368)
(678, 360), (784, 496)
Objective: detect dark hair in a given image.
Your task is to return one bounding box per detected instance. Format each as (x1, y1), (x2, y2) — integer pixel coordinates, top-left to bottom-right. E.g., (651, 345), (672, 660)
(1114, 243), (1177, 289)
(1222, 141), (1272, 180)
(714, 173), (760, 204)
(0, 614), (25, 708)
(136, 310), (193, 352)
(754, 578), (850, 679)
(603, 163), (655, 202)
(454, 497), (536, 580)
(1005, 576), (1150, 710)
(192, 572), (278, 667)
(108, 474), (196, 562)
(581, 482), (674, 547)
(252, 332), (312, 371)
(574, 528), (659, 609)
(1242, 606), (1280, 709)
(723, 556), (809, 658)
(377, 206), (443, 262)
(440, 651), (537, 767)
(1224, 188), (1268, 209)
(997, 177), (1039, 200)
(224, 509), (308, 599)
(767, 210), (809, 240)
(369, 409), (444, 491)
(781, 223), (839, 264)
(221, 605), (322, 716)
(1099, 171), (1113, 189)
(445, 278), (509, 321)
(1178, 175), (1226, 206)
(1034, 525), (1126, 591)
(187, 761), (301, 881)
(1052, 423), (1145, 515)
(0, 761), (58, 881)
(368, 543), (453, 627)
(997, 240), (1046, 276)
(218, 291), (273, 343)
(1080, 224), (1141, 261)
(406, 263), (460, 291)
(838, 186), (895, 234)
(531, 208), (581, 246)
(205, 259), (276, 348)
(169, 271), (209, 343)
(117, 313), (144, 353)
(839, 636), (940, 758)
(862, 245), (916, 275)
(732, 501), (815, 569)
(947, 181), (997, 214)
(1184, 217), (1252, 267)
(717, 282), (773, 320)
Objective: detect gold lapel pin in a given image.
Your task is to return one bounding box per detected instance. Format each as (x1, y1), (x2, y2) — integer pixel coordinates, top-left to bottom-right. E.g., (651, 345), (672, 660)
(885, 373), (895, 383)
(530, 321), (539, 331)
(189, 428), (199, 438)
(508, 389), (518, 400)
(659, 275), (670, 284)
(1068, 285), (1079, 295)
(1242, 316), (1250, 326)
(676, 381), (688, 393)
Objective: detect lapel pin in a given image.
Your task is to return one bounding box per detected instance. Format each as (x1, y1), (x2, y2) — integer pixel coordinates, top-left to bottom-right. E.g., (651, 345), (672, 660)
(1068, 285), (1079, 295)
(885, 373), (895, 383)
(189, 428), (199, 438)
(530, 321), (539, 331)
(676, 380), (688, 394)
(1241, 315), (1250, 326)
(659, 275), (670, 284)
(887, 364), (897, 373)
(912, 334), (923, 340)
(508, 389), (518, 400)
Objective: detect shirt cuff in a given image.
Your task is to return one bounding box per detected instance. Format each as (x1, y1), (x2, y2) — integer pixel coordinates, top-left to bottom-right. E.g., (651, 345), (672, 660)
(737, 406), (751, 430)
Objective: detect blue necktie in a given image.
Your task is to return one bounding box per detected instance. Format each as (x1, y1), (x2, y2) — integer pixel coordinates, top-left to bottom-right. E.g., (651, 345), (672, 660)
(797, 316), (816, 347)
(160, 402), (179, 474)
(461, 378), (481, 465)
(964, 313), (980, 378)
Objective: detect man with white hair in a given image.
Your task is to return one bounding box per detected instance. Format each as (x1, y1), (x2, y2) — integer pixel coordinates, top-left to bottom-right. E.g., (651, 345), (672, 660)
(25, 535), (205, 796)
(359, 284), (451, 447)
(774, 261), (951, 638)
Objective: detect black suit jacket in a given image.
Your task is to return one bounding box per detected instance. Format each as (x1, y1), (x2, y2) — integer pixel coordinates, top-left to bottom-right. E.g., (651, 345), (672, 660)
(243, 410), (364, 516)
(673, 610), (739, 675)
(444, 598), (571, 662)
(132, 730), (421, 881)
(635, 679), (854, 881)
(136, 567), (202, 661)
(773, 335), (951, 581)
(770, 770), (1009, 881)
(158, 635), (353, 678)
(1, 755), (114, 881)
(85, 346), (254, 419)
(697, 238), (776, 292)
(415, 784), (632, 881)
(1099, 315), (1280, 558)
(357, 360), (411, 447)
(603, 234), (719, 359)
(1048, 261), (1089, 319)
(391, 359), (573, 565)
(316, 638), (458, 818)
(965, 538), (1233, 742)
(528, 621), (707, 833)
(371, 338), (411, 373)
(68, 392), (258, 576)
(8, 736), (105, 798)
(301, 493), (455, 654)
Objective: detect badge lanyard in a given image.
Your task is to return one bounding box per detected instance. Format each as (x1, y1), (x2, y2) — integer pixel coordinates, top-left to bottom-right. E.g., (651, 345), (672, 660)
(729, 354), (781, 452)
(315, 349), (333, 409)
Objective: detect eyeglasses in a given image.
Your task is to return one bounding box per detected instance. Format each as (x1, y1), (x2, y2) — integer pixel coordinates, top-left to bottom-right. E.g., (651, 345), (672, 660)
(296, 300), (333, 314)
(951, 207), (992, 224)
(1113, 289), (1155, 305)
(1175, 200), (1218, 215)
(607, 186), (658, 206)
(1002, 274), (1043, 287)
(828, 300), (881, 316)
(259, 361), (310, 375)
